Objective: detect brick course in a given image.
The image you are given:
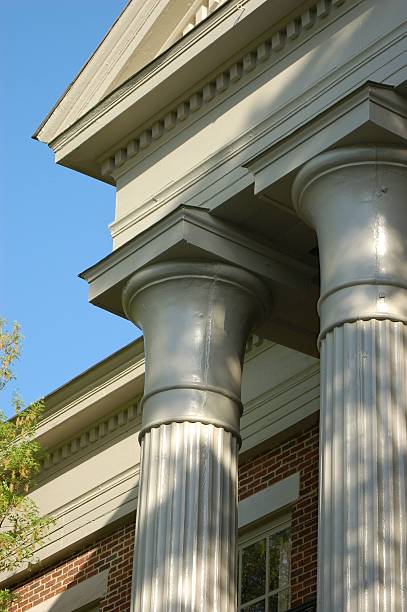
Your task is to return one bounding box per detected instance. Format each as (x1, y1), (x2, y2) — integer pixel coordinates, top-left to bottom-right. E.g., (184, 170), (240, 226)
(10, 523), (135, 612)
(10, 423), (319, 610)
(239, 423), (319, 607)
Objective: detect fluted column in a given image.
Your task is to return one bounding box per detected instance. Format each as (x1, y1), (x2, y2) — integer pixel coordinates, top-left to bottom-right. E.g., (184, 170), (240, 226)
(292, 146), (407, 612)
(122, 261), (270, 612)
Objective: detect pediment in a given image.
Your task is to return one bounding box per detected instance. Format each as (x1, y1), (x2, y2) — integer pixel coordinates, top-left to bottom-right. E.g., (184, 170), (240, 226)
(35, 0), (226, 144)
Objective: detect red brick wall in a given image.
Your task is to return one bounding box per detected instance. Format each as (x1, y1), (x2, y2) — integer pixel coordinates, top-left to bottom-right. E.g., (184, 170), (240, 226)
(239, 423), (320, 607)
(10, 522), (135, 612)
(10, 423), (319, 611)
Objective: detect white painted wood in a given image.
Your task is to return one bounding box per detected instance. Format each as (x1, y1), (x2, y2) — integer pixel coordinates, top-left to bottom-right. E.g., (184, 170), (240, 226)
(35, 339), (145, 448)
(35, 0), (206, 142)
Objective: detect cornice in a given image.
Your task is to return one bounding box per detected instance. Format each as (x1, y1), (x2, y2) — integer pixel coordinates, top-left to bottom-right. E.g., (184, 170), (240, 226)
(47, 0), (359, 181)
(39, 398), (142, 476)
(108, 15), (406, 247)
(36, 0), (212, 144)
(36, 338), (145, 450)
(99, 0), (356, 180)
(49, 0), (252, 156)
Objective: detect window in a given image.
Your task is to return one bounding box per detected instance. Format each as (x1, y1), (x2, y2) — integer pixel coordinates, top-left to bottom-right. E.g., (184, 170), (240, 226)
(238, 518), (291, 612)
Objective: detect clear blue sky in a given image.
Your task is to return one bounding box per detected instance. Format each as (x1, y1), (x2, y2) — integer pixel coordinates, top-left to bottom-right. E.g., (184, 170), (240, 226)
(1, 1), (140, 416)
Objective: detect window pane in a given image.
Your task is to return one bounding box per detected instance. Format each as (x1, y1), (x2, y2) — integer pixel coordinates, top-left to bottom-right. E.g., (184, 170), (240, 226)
(269, 589), (289, 612)
(241, 539), (266, 603)
(242, 600), (266, 612)
(269, 594), (279, 612)
(269, 528), (291, 591)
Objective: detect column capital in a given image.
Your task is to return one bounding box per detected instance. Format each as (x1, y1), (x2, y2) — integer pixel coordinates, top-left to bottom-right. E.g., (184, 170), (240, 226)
(292, 145), (407, 342)
(123, 260), (271, 440)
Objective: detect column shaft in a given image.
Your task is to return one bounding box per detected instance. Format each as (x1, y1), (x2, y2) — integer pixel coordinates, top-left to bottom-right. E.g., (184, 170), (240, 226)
(319, 320), (406, 611)
(132, 422), (238, 612)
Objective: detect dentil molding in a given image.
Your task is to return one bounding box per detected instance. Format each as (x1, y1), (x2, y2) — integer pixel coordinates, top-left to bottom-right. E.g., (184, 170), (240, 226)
(100, 0), (355, 180)
(40, 398), (142, 474)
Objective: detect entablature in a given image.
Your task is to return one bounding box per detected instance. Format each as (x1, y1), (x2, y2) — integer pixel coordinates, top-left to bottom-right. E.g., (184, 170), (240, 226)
(106, 0), (406, 250)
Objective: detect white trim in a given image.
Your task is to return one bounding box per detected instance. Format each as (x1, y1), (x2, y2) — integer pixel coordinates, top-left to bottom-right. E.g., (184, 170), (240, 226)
(238, 513), (292, 611)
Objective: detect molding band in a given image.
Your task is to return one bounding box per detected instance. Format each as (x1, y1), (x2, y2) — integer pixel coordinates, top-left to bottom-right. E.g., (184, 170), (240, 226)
(140, 387), (242, 442)
(318, 277), (407, 309)
(41, 399), (142, 473)
(318, 315), (407, 346)
(141, 382), (242, 409)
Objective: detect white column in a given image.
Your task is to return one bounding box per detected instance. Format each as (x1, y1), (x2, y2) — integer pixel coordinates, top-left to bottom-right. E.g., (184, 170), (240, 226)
(292, 146), (407, 612)
(122, 261), (270, 612)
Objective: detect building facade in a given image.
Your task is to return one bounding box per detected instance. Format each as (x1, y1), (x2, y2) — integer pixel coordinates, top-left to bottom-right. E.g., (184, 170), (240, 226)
(1, 0), (406, 610)
(6, 337), (320, 611)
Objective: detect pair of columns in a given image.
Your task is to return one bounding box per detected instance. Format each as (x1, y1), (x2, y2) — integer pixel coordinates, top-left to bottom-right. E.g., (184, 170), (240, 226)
(123, 146), (407, 612)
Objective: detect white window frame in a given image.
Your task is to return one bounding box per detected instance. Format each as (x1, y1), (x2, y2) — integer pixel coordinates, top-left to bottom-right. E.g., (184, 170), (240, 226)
(238, 512), (292, 612)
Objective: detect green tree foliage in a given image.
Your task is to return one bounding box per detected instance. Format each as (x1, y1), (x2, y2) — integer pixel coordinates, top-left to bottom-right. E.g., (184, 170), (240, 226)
(0, 320), (54, 610)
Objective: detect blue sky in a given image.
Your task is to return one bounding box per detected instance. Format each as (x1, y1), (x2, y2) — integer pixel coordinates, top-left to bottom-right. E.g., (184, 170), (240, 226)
(1, 1), (140, 416)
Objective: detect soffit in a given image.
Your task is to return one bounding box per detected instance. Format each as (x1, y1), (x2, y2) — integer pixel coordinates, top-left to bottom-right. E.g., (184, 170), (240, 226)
(36, 338), (145, 448)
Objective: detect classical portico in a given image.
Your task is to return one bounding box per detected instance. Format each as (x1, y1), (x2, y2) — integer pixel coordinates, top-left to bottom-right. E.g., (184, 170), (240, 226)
(35, 0), (407, 609)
